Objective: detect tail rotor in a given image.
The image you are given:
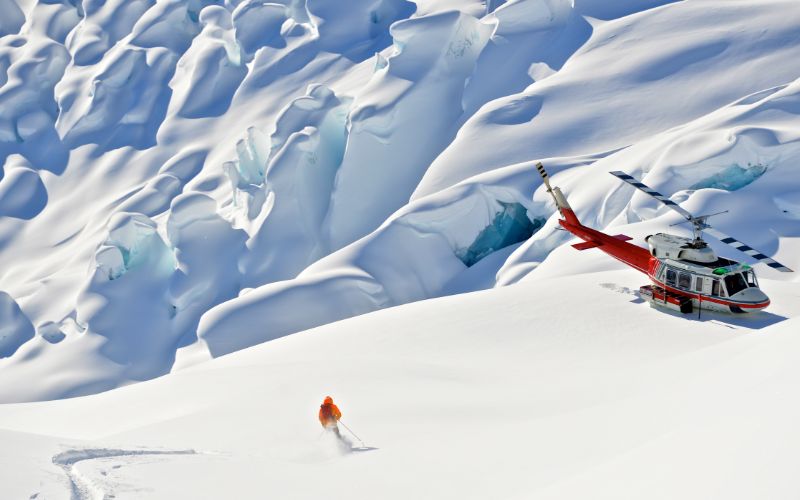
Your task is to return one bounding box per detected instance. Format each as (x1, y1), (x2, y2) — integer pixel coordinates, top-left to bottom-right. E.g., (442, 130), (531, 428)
(536, 162), (579, 225)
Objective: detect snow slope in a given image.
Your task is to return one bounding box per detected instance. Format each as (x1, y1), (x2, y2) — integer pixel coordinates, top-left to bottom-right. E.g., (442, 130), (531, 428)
(1, 0), (800, 496)
(1, 271), (800, 499)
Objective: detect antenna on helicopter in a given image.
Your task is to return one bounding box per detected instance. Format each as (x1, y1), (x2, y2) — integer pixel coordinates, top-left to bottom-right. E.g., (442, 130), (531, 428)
(668, 210), (729, 244)
(610, 170), (793, 273)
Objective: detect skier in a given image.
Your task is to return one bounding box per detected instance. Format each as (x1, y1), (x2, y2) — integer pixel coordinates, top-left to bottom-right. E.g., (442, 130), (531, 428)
(319, 396), (342, 437)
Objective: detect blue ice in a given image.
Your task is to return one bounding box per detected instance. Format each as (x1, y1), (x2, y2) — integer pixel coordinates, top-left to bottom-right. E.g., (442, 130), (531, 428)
(457, 202), (544, 267)
(690, 163), (766, 191)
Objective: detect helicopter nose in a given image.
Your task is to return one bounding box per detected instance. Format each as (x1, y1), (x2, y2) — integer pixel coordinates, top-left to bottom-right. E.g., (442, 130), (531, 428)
(730, 287), (769, 305)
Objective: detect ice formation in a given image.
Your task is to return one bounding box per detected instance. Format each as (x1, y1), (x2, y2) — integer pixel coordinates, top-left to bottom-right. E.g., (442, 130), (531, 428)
(324, 10), (493, 251)
(166, 192), (247, 336)
(456, 203), (545, 267)
(101, 213), (173, 277)
(690, 163), (767, 192)
(181, 177), (545, 365)
(234, 84), (352, 286)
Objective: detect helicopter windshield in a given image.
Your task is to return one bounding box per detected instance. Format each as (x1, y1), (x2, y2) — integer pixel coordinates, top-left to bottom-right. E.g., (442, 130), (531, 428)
(724, 273), (748, 296)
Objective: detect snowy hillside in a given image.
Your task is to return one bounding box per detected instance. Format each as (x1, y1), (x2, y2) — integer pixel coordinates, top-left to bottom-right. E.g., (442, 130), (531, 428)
(2, 273), (800, 499)
(1, 0), (800, 497)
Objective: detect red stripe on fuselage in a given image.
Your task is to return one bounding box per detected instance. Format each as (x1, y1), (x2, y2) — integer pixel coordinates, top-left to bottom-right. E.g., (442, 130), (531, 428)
(649, 278), (770, 309)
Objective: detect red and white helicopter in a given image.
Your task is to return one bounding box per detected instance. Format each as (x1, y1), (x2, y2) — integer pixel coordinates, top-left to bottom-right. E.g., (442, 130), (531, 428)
(536, 163), (793, 314)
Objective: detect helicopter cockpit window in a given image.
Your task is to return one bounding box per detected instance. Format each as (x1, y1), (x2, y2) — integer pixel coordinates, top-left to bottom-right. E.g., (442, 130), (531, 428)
(665, 269), (677, 287)
(724, 273), (748, 296)
(744, 270), (758, 288)
(678, 272), (691, 290)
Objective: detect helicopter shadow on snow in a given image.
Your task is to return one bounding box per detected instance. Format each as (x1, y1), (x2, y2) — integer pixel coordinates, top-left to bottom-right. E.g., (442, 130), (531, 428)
(598, 282), (788, 331)
(651, 304), (787, 330)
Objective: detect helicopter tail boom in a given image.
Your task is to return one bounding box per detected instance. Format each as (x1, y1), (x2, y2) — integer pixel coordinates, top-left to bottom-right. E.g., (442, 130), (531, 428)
(572, 234), (632, 251)
(559, 216), (652, 273)
(536, 163), (652, 273)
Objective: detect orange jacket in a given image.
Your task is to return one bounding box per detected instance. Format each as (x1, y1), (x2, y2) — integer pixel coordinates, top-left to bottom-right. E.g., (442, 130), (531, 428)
(319, 397), (342, 427)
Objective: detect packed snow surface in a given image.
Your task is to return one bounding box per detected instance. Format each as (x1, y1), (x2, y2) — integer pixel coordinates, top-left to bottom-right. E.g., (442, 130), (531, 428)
(1, 0), (800, 497)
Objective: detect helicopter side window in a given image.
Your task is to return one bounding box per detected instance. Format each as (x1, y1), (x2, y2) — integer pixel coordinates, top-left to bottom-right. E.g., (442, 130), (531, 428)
(665, 269), (677, 287)
(744, 270), (758, 288)
(711, 280), (720, 296)
(695, 276), (704, 292)
(678, 272), (691, 290)
(724, 273), (748, 296)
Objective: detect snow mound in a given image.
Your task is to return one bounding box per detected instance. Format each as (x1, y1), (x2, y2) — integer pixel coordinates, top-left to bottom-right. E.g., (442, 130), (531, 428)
(170, 6), (246, 119)
(307, 0), (416, 56)
(0, 291), (34, 358)
(56, 46), (175, 148)
(0, 37), (69, 146)
(487, 0), (573, 36)
(232, 1), (288, 55)
(0, 160), (47, 219)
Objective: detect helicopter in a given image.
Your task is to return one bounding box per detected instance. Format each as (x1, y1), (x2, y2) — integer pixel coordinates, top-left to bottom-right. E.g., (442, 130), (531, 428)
(535, 163), (793, 314)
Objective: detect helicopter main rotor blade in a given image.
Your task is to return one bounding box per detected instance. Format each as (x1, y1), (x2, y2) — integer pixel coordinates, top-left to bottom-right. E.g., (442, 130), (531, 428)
(609, 171), (694, 221)
(704, 227), (794, 273)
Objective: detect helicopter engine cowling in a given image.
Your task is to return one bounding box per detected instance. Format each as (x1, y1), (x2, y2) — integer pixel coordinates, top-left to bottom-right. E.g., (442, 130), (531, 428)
(645, 233), (717, 263)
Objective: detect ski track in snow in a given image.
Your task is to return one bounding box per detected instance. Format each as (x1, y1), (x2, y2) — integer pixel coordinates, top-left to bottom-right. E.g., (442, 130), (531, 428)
(51, 448), (197, 500)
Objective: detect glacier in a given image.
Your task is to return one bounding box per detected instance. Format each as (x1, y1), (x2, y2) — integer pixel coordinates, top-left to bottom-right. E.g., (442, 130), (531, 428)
(0, 0), (798, 402)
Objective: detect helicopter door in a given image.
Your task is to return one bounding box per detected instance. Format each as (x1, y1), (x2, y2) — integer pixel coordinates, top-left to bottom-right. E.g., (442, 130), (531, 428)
(711, 279), (723, 297)
(694, 276), (705, 293)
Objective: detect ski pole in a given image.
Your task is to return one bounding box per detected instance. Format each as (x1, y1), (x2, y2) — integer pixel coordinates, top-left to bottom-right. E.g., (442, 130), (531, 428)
(338, 420), (365, 446)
